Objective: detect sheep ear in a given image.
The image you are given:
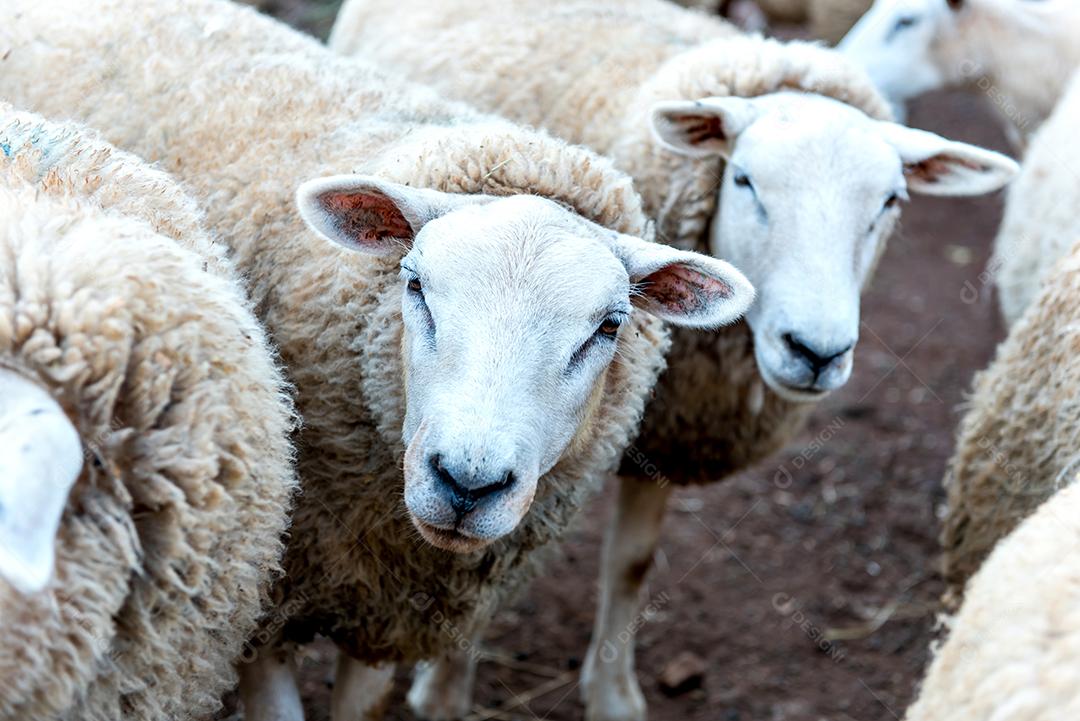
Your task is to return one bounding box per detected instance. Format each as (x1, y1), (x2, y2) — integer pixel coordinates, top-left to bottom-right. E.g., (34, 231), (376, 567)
(296, 175), (493, 256)
(611, 234), (755, 328)
(0, 370), (83, 595)
(650, 97), (759, 159)
(878, 122), (1019, 196)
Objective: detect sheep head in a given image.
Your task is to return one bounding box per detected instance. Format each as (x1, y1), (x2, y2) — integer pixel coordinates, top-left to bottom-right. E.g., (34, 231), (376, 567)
(651, 91), (1017, 402)
(297, 176), (754, 552)
(838, 0), (1065, 118)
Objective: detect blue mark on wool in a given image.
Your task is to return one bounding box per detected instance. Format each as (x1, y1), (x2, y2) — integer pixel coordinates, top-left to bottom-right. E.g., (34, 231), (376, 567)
(0, 120), (73, 174)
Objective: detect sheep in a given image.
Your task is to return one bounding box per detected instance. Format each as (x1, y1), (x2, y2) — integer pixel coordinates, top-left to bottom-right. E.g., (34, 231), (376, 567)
(330, 1), (1019, 719)
(991, 70), (1080, 327)
(0, 2), (759, 720)
(0, 105), (297, 720)
(913, 214), (1080, 715)
(906, 477), (1080, 721)
(908, 167), (1080, 711)
(939, 218), (1080, 606)
(839, 0), (1080, 143)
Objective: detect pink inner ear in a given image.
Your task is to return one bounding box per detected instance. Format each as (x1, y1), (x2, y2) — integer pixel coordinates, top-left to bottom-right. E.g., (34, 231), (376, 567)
(670, 113), (727, 146)
(319, 190), (413, 244)
(642, 264), (732, 314)
(905, 154), (983, 184)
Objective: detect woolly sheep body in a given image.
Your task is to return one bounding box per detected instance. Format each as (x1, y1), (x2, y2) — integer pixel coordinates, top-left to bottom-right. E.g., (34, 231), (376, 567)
(0, 106), (296, 720)
(327, 9), (1037, 719)
(0, 0), (671, 665)
(331, 0), (891, 488)
(992, 70), (1080, 327)
(330, 6), (901, 718)
(940, 225), (1080, 603)
(906, 479), (1080, 720)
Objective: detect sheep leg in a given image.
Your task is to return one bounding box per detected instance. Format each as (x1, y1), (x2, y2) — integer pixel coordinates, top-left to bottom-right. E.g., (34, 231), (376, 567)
(406, 637), (482, 721)
(582, 477), (672, 721)
(331, 652), (396, 721)
(238, 646), (304, 721)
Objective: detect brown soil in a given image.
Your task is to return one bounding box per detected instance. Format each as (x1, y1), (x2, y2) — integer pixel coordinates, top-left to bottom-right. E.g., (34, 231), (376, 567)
(248, 4), (1015, 719)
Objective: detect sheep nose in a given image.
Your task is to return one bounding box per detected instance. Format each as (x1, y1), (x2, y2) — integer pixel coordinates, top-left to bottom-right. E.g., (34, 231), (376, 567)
(429, 453), (516, 516)
(782, 333), (853, 374)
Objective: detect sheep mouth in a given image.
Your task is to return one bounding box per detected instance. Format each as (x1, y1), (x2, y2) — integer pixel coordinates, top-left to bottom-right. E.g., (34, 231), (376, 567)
(761, 373), (832, 403)
(412, 518), (492, 554)
(757, 363), (836, 403)
(778, 383), (830, 400)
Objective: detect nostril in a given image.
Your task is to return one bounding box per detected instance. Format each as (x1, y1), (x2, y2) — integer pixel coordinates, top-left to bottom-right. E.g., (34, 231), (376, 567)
(782, 332), (820, 366)
(430, 453), (457, 490)
(429, 454), (515, 515)
(781, 333), (852, 371)
(472, 470), (515, 500)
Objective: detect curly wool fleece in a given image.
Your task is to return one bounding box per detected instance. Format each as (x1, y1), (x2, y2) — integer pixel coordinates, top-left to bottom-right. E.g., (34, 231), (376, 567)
(941, 229), (1080, 606)
(907, 477), (1080, 721)
(333, 0), (892, 485)
(0, 0), (671, 663)
(0, 105), (297, 720)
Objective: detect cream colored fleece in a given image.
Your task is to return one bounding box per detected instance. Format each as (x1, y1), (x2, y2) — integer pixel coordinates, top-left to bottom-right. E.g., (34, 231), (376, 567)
(331, 0), (891, 485)
(0, 106), (296, 720)
(0, 0), (670, 663)
(992, 70), (1080, 327)
(941, 228), (1080, 604)
(906, 479), (1080, 721)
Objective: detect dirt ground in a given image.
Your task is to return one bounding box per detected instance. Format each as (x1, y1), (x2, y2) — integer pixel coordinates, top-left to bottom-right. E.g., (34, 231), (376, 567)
(252, 4), (1015, 719)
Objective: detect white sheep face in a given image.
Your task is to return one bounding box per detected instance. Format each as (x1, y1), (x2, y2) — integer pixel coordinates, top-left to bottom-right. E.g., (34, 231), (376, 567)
(838, 0), (957, 114)
(297, 177), (753, 553)
(651, 91), (1018, 403)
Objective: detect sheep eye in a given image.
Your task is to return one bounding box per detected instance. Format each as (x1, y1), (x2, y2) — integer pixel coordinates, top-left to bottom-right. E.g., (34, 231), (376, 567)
(597, 316), (624, 338)
(404, 275), (435, 339)
(883, 193), (901, 211)
(894, 15), (918, 30)
(734, 173), (753, 190)
(568, 314), (626, 372)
